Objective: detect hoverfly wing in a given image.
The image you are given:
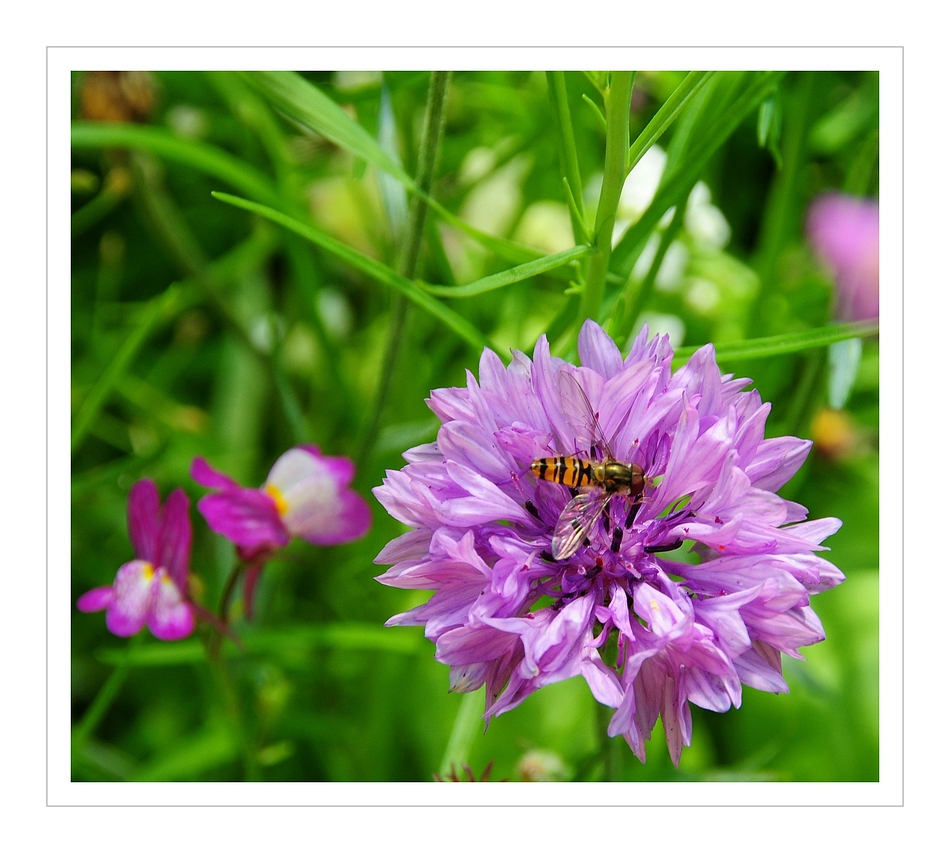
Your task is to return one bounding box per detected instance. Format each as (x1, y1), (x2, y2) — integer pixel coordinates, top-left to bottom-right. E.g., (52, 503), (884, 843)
(556, 368), (614, 460)
(552, 490), (610, 560)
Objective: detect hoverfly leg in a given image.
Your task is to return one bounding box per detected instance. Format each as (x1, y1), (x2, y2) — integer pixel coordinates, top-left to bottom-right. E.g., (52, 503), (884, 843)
(610, 525), (623, 554)
(644, 538), (684, 554)
(624, 495), (642, 529)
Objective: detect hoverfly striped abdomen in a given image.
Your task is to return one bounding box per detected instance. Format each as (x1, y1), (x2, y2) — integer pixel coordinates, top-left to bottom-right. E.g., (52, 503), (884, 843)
(530, 456), (595, 489)
(527, 369), (651, 561)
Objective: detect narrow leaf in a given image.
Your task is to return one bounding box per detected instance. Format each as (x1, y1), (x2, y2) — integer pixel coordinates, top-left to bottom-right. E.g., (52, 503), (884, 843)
(71, 122), (280, 206)
(212, 192), (494, 352)
(420, 245), (592, 298)
(627, 71), (716, 173)
(240, 71), (414, 189)
(612, 72), (786, 283)
(671, 321), (879, 368)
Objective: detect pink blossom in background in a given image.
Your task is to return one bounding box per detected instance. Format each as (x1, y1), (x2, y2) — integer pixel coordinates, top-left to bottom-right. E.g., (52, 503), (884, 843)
(77, 480), (195, 641)
(807, 192), (879, 322)
(191, 445), (372, 556)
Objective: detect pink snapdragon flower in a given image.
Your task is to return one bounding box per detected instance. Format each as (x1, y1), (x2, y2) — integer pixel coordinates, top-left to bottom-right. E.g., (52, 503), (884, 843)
(191, 445), (372, 556)
(77, 480), (195, 640)
(806, 192), (879, 322)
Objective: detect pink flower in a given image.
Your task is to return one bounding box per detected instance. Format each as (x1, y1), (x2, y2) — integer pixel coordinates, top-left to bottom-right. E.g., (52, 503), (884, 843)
(806, 192), (879, 322)
(190, 445), (372, 555)
(77, 480), (195, 641)
(374, 322), (843, 766)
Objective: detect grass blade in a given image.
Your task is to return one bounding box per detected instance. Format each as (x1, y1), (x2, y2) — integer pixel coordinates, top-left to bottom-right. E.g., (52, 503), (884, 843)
(611, 72), (786, 284)
(240, 71), (414, 189)
(71, 122), (280, 206)
(627, 71), (716, 173)
(420, 245), (592, 298)
(212, 191), (494, 352)
(671, 321), (879, 368)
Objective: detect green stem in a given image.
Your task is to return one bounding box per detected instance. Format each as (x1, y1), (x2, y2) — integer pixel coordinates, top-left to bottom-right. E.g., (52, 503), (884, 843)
(359, 70), (451, 459)
(611, 202), (687, 343)
(597, 701), (622, 781)
(72, 633), (144, 751)
(546, 71), (588, 245)
(627, 71), (715, 174)
(748, 72), (814, 336)
(72, 166), (132, 238)
(581, 71), (635, 329)
(205, 640), (261, 780)
(131, 153), (311, 442)
(438, 689), (484, 778)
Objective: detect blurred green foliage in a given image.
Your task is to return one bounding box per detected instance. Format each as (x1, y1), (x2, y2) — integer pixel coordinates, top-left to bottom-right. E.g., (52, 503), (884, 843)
(71, 70), (879, 782)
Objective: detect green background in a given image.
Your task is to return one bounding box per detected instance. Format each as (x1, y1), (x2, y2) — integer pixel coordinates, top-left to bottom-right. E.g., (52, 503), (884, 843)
(70, 70), (879, 782)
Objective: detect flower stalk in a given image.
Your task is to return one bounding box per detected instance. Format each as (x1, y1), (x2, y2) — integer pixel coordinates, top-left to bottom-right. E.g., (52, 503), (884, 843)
(581, 71), (635, 331)
(360, 70), (452, 458)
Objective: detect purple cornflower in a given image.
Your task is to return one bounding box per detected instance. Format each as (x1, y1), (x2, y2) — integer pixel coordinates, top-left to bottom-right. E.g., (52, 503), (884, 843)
(191, 444), (371, 556)
(374, 321), (844, 766)
(77, 479), (195, 640)
(807, 192), (879, 323)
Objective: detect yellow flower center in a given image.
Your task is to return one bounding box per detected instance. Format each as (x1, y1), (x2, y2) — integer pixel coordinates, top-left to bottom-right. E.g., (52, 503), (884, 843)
(265, 483), (288, 516)
(142, 561), (155, 579)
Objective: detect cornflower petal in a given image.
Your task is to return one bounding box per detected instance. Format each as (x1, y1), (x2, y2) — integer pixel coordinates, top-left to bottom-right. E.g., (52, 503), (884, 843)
(374, 321), (843, 766)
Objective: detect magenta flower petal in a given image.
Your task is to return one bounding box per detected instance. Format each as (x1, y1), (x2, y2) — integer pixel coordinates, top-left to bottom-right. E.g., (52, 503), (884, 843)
(375, 321), (843, 767)
(155, 488), (192, 589)
(127, 479), (161, 565)
(76, 586), (115, 612)
(104, 560), (156, 637)
(190, 456), (241, 491)
(265, 446), (372, 545)
(147, 572), (195, 641)
(192, 445), (371, 597)
(196, 490), (289, 550)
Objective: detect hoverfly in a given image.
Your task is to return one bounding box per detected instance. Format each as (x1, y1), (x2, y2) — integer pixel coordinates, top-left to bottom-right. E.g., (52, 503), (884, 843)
(530, 370), (646, 561)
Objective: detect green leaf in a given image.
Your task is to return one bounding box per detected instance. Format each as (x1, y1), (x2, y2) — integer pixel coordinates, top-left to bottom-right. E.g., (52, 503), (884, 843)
(827, 337), (863, 409)
(94, 623), (427, 668)
(627, 71), (716, 173)
(212, 191), (495, 353)
(547, 72), (588, 245)
(240, 71), (414, 189)
(71, 284), (190, 454)
(241, 71), (558, 273)
(71, 121), (281, 206)
(611, 71), (787, 284)
(671, 321), (879, 368)
(757, 95), (784, 168)
(131, 720), (238, 781)
(420, 245), (592, 298)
